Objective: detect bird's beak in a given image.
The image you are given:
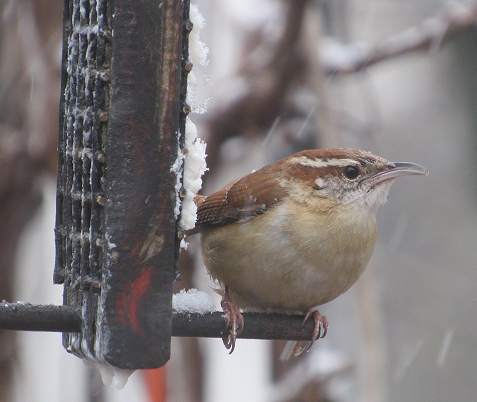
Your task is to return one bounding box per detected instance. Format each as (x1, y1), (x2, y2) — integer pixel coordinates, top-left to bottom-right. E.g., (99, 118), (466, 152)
(366, 162), (429, 186)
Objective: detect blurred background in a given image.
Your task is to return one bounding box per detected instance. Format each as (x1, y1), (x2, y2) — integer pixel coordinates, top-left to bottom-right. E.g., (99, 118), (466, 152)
(1, 0), (477, 401)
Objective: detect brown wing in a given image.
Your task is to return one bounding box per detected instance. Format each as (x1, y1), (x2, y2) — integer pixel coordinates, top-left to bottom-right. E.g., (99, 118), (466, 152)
(186, 148), (388, 235)
(193, 163), (289, 232)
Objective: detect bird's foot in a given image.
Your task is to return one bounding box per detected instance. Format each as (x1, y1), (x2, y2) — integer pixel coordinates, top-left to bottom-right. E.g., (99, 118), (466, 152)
(220, 286), (244, 354)
(293, 309), (329, 356)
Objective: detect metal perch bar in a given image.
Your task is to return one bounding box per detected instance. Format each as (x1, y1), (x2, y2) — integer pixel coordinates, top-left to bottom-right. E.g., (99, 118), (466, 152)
(172, 311), (318, 341)
(0, 302), (81, 333)
(0, 302), (317, 341)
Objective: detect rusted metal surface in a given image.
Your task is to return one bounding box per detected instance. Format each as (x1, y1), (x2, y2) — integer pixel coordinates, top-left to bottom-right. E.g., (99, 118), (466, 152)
(56, 0), (189, 369)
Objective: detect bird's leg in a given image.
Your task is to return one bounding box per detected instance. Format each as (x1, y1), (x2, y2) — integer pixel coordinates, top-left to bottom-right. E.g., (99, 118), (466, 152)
(293, 309), (329, 356)
(220, 286), (244, 354)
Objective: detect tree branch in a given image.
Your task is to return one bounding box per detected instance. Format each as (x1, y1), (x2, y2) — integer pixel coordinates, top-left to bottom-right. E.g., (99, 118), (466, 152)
(320, 2), (477, 75)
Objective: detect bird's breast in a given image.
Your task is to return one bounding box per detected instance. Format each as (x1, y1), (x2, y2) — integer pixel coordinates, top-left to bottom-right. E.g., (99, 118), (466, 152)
(201, 199), (377, 311)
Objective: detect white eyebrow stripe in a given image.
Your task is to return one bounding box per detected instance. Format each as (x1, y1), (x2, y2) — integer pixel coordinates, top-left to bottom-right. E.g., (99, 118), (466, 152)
(289, 156), (359, 168)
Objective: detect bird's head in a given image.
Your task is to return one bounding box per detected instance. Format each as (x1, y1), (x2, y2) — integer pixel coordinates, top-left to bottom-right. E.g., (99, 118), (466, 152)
(283, 148), (428, 212)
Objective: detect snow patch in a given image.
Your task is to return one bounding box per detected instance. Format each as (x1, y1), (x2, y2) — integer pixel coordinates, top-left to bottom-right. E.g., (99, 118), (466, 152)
(173, 3), (209, 247)
(173, 288), (216, 314)
(189, 4), (209, 67)
(180, 117), (207, 232)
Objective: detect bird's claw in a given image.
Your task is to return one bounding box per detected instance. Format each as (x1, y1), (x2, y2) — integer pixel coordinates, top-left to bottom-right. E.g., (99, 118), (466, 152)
(221, 287), (244, 354)
(304, 309), (328, 342)
(293, 309), (328, 356)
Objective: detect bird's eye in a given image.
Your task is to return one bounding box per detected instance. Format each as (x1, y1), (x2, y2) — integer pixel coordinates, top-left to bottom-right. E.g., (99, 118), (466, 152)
(343, 165), (359, 180)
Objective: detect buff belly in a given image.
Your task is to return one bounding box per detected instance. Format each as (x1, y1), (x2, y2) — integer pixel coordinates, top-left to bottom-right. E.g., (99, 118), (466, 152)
(200, 200), (377, 312)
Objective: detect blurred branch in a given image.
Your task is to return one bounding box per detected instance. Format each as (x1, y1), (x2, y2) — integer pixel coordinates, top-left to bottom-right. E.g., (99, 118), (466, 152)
(269, 349), (354, 402)
(0, 1), (62, 399)
(204, 0), (309, 175)
(321, 1), (477, 75)
(0, 0), (61, 300)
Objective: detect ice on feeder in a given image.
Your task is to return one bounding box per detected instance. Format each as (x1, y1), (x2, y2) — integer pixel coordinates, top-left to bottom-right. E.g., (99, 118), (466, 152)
(180, 117), (207, 231)
(189, 4), (209, 67)
(83, 358), (134, 390)
(172, 2), (209, 246)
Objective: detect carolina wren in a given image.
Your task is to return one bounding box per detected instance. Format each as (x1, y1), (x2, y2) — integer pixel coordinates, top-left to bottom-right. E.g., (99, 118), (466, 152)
(188, 148), (427, 353)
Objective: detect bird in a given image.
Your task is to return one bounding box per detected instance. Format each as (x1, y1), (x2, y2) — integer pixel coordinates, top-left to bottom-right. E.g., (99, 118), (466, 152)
(187, 148), (428, 354)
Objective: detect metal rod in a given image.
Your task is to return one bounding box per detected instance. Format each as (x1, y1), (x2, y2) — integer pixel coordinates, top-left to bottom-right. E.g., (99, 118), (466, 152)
(0, 303), (316, 341)
(172, 312), (316, 341)
(0, 302), (82, 333)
